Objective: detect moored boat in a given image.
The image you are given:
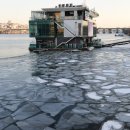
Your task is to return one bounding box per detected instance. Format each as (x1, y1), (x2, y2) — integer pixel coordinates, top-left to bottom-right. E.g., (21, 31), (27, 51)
(29, 3), (99, 51)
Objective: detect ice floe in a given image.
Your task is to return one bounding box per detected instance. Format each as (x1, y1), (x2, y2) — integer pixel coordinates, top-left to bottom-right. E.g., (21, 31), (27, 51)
(56, 78), (75, 84)
(51, 82), (64, 87)
(67, 60), (78, 63)
(114, 88), (130, 95)
(105, 96), (121, 103)
(101, 120), (123, 130)
(116, 112), (130, 122)
(86, 80), (101, 83)
(95, 76), (107, 81)
(79, 84), (90, 89)
(60, 57), (68, 60)
(80, 72), (93, 76)
(102, 84), (117, 89)
(45, 62), (53, 65)
(41, 103), (72, 116)
(103, 70), (118, 73)
(26, 77), (48, 84)
(58, 62), (66, 65)
(102, 90), (111, 95)
(72, 107), (90, 115)
(86, 92), (102, 100)
(36, 77), (48, 83)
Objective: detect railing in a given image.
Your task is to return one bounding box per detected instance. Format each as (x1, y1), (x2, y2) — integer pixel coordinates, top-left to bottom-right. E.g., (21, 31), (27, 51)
(30, 16), (84, 21)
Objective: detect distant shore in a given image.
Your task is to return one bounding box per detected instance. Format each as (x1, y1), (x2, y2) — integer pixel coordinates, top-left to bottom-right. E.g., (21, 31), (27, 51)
(0, 29), (29, 34)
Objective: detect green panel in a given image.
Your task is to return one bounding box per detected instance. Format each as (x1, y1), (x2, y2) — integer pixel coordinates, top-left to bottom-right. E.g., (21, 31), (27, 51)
(29, 19), (55, 38)
(29, 21), (37, 37)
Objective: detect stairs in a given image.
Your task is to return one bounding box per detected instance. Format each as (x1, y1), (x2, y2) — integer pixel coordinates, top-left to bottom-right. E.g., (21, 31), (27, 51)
(54, 21), (76, 37)
(54, 21), (76, 48)
(55, 37), (76, 48)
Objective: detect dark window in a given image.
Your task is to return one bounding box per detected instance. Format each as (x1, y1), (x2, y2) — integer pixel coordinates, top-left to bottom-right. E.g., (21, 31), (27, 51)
(78, 23), (81, 36)
(77, 11), (82, 16)
(83, 26), (88, 36)
(65, 11), (74, 16)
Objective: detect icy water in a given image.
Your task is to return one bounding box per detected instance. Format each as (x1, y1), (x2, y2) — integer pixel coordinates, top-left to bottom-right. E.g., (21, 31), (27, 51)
(0, 34), (130, 130)
(0, 34), (33, 58)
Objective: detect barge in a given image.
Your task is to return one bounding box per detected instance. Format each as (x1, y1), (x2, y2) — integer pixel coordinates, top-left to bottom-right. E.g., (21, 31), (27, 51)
(29, 3), (99, 51)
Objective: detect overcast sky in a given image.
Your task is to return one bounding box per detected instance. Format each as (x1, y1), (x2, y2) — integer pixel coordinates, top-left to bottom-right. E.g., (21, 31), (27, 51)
(0, 0), (130, 28)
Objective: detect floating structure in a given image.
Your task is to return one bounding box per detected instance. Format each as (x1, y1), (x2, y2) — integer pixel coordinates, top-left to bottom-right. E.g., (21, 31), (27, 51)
(29, 3), (99, 51)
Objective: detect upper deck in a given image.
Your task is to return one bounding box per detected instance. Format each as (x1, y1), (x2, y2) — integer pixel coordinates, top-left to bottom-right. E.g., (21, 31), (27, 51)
(30, 4), (99, 21)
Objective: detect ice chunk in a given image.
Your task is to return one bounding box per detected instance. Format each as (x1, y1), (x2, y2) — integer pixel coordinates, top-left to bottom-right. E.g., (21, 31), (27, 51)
(95, 76), (107, 81)
(116, 112), (130, 122)
(67, 60), (78, 63)
(103, 70), (118, 73)
(46, 62), (53, 65)
(86, 80), (101, 83)
(72, 107), (90, 115)
(60, 57), (68, 60)
(80, 72), (93, 75)
(106, 96), (121, 103)
(86, 92), (102, 100)
(36, 77), (48, 83)
(26, 77), (48, 84)
(41, 103), (72, 116)
(101, 120), (123, 130)
(102, 90), (111, 95)
(114, 88), (130, 95)
(58, 62), (66, 65)
(56, 78), (75, 84)
(79, 84), (90, 89)
(102, 84), (117, 89)
(51, 82), (64, 87)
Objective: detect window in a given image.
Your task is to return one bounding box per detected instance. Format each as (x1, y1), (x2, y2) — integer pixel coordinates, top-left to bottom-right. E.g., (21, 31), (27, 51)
(65, 11), (74, 16)
(78, 23), (81, 36)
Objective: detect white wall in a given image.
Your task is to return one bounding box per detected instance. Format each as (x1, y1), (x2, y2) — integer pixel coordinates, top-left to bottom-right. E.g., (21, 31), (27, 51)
(64, 20), (82, 37)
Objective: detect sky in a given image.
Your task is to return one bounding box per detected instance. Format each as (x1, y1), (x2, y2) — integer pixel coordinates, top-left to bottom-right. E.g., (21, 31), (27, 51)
(0, 0), (130, 28)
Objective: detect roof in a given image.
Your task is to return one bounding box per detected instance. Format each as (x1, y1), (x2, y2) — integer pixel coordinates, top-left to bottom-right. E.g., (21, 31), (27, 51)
(42, 5), (89, 12)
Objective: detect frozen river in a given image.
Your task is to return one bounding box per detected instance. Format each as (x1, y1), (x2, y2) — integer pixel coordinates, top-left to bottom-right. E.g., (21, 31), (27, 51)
(0, 34), (130, 130)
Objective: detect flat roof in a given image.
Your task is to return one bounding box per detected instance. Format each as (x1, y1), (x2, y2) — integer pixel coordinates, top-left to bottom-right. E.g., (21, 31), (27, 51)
(42, 6), (89, 12)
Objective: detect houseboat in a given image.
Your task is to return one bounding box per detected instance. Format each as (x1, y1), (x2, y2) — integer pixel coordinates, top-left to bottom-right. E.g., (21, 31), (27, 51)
(29, 3), (99, 51)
